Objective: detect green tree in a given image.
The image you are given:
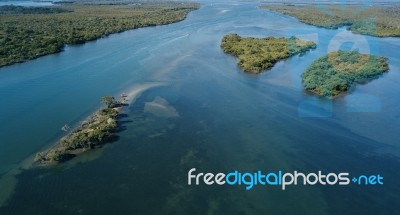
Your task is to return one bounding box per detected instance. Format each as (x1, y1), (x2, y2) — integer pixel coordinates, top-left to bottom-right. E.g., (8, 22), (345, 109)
(101, 96), (116, 108)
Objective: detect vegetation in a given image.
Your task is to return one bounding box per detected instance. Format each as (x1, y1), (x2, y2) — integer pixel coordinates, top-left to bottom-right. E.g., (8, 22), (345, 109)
(0, 3), (199, 67)
(302, 50), (389, 98)
(0, 5), (72, 15)
(101, 96), (116, 108)
(262, 5), (400, 37)
(221, 33), (316, 73)
(34, 95), (125, 164)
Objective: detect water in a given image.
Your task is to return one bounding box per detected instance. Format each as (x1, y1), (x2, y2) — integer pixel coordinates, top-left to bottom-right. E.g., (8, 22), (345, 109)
(0, 1), (399, 214)
(0, 1), (54, 6)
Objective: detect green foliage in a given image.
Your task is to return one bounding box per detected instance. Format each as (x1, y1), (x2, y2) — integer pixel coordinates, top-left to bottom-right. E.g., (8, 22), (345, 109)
(263, 5), (400, 37)
(0, 5), (71, 14)
(36, 96), (122, 164)
(101, 96), (116, 108)
(43, 150), (69, 162)
(302, 50), (389, 97)
(99, 107), (118, 117)
(60, 107), (118, 150)
(35, 147), (71, 163)
(221, 34), (316, 73)
(34, 152), (46, 162)
(0, 3), (199, 67)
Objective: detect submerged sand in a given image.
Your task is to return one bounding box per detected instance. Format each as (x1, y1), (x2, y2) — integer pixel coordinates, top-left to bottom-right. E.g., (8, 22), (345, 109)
(0, 82), (167, 208)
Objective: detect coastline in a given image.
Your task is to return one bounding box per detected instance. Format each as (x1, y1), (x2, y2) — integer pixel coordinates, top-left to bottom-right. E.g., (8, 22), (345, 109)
(34, 82), (167, 165)
(0, 3), (199, 68)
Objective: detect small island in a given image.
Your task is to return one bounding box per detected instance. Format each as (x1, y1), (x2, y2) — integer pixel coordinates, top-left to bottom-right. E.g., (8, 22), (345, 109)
(34, 95), (126, 164)
(302, 50), (389, 98)
(221, 34), (316, 74)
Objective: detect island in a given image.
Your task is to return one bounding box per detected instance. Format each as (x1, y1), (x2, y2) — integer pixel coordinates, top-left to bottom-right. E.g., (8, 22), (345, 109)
(221, 34), (316, 74)
(34, 95), (126, 164)
(302, 50), (389, 98)
(0, 2), (199, 67)
(262, 4), (400, 37)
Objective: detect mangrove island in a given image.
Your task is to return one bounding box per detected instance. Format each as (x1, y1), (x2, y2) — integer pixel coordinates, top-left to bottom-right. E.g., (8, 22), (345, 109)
(221, 33), (316, 74)
(302, 50), (389, 98)
(34, 95), (127, 164)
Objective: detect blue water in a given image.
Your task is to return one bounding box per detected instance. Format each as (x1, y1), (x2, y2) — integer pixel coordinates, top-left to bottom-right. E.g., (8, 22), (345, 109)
(0, 1), (54, 6)
(0, 1), (399, 214)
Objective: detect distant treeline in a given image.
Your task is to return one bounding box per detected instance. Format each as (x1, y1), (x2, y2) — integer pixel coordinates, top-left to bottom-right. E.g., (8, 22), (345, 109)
(0, 5), (72, 14)
(0, 3), (199, 67)
(54, 0), (193, 6)
(263, 5), (400, 37)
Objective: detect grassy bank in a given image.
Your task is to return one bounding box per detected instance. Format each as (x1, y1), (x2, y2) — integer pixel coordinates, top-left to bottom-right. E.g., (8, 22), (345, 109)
(302, 50), (389, 98)
(0, 3), (199, 67)
(221, 33), (316, 74)
(262, 5), (400, 37)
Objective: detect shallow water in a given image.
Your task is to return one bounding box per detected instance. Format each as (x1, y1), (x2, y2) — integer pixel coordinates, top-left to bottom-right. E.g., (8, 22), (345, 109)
(0, 1), (399, 214)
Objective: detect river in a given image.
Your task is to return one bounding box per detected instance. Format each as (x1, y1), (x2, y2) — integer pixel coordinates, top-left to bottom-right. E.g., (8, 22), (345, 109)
(0, 1), (399, 214)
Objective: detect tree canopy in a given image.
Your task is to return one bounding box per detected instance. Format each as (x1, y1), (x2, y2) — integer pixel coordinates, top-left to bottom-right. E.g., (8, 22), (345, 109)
(0, 3), (199, 67)
(302, 50), (389, 97)
(221, 34), (316, 73)
(263, 5), (400, 37)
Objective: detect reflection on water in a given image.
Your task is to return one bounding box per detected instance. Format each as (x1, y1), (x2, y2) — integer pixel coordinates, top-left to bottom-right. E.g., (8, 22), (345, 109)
(0, 1), (399, 214)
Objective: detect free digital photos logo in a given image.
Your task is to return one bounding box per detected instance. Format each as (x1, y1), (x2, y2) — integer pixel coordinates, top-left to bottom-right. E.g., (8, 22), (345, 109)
(188, 168), (383, 190)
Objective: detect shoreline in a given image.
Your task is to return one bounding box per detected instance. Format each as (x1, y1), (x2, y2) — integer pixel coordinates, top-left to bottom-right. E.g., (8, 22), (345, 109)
(262, 4), (400, 38)
(0, 3), (199, 68)
(34, 82), (167, 166)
